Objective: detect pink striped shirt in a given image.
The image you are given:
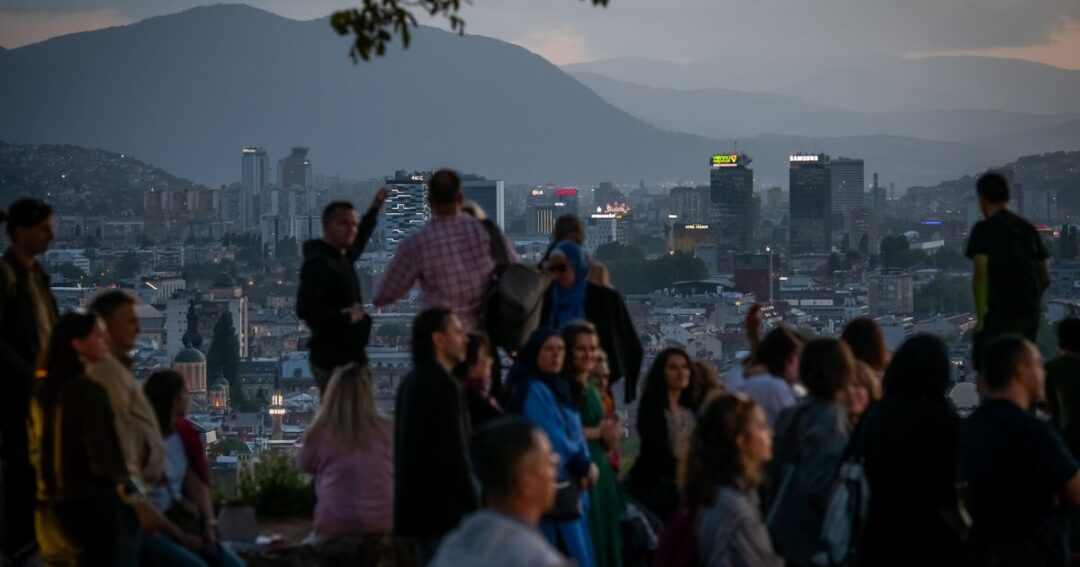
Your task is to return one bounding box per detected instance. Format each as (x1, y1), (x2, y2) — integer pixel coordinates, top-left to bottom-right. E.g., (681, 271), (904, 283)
(373, 213), (517, 331)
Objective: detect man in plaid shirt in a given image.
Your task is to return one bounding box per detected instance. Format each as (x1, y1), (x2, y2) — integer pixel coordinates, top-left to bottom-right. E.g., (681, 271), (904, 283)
(373, 169), (517, 333)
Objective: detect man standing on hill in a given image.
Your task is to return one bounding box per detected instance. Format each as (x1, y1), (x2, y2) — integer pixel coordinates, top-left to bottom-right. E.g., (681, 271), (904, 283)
(297, 189), (387, 395)
(966, 171), (1050, 372)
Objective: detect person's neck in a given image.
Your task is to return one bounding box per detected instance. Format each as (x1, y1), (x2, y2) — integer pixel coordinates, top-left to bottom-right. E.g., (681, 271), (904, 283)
(432, 205), (460, 217)
(574, 371), (589, 386)
(321, 237), (348, 255)
(667, 389), (682, 411)
(489, 497), (542, 527)
(10, 245), (37, 268)
(434, 352), (456, 375)
(983, 203), (1007, 218)
(984, 384), (1032, 412)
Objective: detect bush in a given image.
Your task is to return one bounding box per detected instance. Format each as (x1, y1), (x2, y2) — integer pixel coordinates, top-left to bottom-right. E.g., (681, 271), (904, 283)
(237, 452), (314, 519)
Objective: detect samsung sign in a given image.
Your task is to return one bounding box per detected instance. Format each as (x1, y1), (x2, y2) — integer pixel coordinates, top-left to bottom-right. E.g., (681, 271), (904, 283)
(789, 155), (821, 163)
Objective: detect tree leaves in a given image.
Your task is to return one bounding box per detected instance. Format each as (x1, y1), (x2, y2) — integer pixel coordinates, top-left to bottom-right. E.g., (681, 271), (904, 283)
(331, 0), (609, 63)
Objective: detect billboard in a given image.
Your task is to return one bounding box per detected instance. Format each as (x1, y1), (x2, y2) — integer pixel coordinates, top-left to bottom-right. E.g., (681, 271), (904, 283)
(555, 188), (578, 197)
(711, 154), (739, 167)
(789, 155), (821, 163)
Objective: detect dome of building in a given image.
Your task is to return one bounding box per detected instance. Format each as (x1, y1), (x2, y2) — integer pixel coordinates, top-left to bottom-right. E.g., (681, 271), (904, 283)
(212, 272), (238, 289)
(210, 377), (229, 391)
(174, 347), (206, 364)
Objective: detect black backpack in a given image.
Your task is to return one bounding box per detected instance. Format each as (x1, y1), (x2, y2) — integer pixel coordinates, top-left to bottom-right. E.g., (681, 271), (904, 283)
(479, 220), (549, 353)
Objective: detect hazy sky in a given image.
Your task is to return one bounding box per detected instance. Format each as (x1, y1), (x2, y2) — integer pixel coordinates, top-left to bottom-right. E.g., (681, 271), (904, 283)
(2, 0), (1080, 69)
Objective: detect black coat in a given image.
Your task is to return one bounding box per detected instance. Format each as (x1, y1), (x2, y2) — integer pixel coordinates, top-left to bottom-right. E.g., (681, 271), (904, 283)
(296, 208), (377, 371)
(0, 249), (59, 554)
(540, 282), (644, 402)
(624, 402), (679, 520)
(394, 359), (478, 538)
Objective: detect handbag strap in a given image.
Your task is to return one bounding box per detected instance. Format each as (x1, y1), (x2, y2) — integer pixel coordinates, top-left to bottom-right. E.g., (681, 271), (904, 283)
(481, 219), (510, 270)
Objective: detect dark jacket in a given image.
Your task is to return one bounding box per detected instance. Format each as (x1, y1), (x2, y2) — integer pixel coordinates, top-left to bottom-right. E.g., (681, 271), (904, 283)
(541, 282), (644, 402)
(625, 401), (680, 521)
(854, 398), (964, 566)
(297, 208), (377, 371)
(0, 249), (58, 555)
(394, 359), (478, 538)
(1046, 353), (1080, 458)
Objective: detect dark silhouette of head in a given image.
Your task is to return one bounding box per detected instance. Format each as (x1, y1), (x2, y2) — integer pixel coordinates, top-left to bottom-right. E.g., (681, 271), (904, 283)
(39, 311), (101, 410)
(428, 169), (462, 215)
(757, 327), (803, 379)
(553, 214), (585, 244)
(982, 334), (1041, 396)
(1058, 318), (1080, 355)
(799, 338), (855, 400)
(841, 318), (889, 372)
(976, 172), (1010, 206)
(0, 198), (54, 254)
(144, 370), (186, 437)
(883, 334), (951, 400)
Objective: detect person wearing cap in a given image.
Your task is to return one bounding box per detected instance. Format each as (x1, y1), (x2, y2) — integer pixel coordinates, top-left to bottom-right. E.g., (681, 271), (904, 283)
(0, 198), (58, 564)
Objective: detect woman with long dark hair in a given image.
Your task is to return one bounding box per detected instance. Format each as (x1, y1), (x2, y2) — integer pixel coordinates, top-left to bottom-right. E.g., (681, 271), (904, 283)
(682, 394), (782, 566)
(625, 347), (696, 521)
(841, 318), (889, 375)
(563, 321), (625, 567)
(453, 333), (503, 429)
(768, 338), (854, 566)
(30, 311), (135, 566)
(854, 334), (964, 566)
(142, 371), (243, 567)
(506, 327), (598, 567)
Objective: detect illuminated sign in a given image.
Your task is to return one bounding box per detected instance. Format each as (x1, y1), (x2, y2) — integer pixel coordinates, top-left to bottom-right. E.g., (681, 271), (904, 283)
(604, 202), (631, 215)
(711, 154), (739, 167)
(789, 155), (821, 163)
(683, 224), (710, 230)
(531, 189), (545, 196)
(668, 214), (679, 219)
(591, 213), (623, 220)
(920, 220), (943, 226)
(555, 189), (578, 197)
(410, 175), (425, 182)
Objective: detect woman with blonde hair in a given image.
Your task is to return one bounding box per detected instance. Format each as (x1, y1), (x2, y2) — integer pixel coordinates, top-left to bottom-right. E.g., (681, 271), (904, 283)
(297, 363), (394, 540)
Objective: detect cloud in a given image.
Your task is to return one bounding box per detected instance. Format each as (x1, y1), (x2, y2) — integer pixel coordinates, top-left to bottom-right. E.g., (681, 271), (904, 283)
(0, 9), (131, 48)
(512, 26), (594, 65)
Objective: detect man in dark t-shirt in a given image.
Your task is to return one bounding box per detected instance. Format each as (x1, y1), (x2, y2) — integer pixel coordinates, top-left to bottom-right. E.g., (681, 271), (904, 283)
(962, 335), (1080, 566)
(965, 171), (1050, 371)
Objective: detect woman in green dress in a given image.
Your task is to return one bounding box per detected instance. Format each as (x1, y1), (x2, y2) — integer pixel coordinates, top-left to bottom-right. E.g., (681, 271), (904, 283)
(562, 321), (626, 567)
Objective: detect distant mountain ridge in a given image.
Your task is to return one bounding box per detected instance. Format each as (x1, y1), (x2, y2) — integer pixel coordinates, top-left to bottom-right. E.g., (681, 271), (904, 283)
(564, 55), (1080, 115)
(0, 4), (1025, 187)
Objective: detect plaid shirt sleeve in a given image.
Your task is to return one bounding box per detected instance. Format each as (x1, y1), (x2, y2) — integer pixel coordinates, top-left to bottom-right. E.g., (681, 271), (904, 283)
(373, 235), (420, 307)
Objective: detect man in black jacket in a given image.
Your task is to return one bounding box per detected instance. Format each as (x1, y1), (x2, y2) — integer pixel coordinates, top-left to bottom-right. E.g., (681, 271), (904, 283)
(296, 189), (386, 394)
(395, 307), (477, 562)
(0, 198), (59, 565)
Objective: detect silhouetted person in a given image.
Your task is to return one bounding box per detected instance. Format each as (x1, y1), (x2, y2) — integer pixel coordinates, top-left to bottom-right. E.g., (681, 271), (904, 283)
(961, 335), (1080, 566)
(1046, 317), (1080, 458)
(453, 333), (504, 430)
(853, 335), (964, 567)
(297, 190), (387, 394)
(429, 418), (567, 567)
(769, 338), (854, 566)
(735, 327), (803, 427)
(966, 171), (1049, 371)
(87, 290), (164, 487)
(0, 198), (58, 564)
(840, 317), (889, 376)
(395, 308), (478, 563)
(29, 312), (136, 566)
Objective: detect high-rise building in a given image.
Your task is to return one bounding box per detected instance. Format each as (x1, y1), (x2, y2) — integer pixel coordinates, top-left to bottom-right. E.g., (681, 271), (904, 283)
(765, 186), (785, 210)
(241, 146), (269, 229)
(527, 187), (578, 236)
(586, 213), (624, 253)
(871, 173), (888, 219)
(278, 147), (313, 189)
(670, 186), (710, 224)
(462, 175), (506, 227)
(733, 253), (773, 302)
(789, 154), (833, 255)
(383, 170), (429, 255)
(830, 157), (865, 218)
(595, 182), (625, 211)
(709, 153), (755, 252)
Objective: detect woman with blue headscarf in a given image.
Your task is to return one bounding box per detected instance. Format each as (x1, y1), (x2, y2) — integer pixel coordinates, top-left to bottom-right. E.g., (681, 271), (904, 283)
(506, 327), (598, 567)
(541, 240), (644, 403)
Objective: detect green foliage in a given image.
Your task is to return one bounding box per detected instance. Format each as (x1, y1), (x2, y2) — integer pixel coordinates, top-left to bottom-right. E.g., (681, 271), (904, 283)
(331, 0), (609, 62)
(915, 275), (972, 316)
(934, 248), (968, 271)
(595, 243), (708, 294)
(206, 312), (241, 393)
(879, 235), (930, 269)
(50, 262), (86, 282)
(237, 452), (314, 519)
(114, 252), (141, 279)
(209, 439), (248, 458)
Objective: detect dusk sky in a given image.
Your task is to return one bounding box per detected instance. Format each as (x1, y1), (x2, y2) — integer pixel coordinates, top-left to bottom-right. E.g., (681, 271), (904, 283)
(2, 0), (1080, 68)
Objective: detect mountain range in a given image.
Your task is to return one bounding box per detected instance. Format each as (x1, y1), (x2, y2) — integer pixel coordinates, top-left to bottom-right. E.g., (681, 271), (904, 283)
(0, 5), (1074, 188)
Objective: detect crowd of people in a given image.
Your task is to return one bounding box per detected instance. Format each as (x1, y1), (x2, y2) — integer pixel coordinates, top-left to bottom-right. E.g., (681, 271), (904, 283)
(3, 168), (1080, 567)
